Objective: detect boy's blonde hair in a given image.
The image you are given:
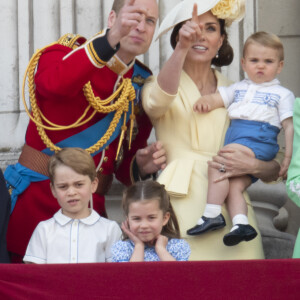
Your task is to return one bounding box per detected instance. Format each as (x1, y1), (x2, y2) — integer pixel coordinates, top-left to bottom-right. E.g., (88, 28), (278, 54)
(243, 31), (284, 61)
(48, 147), (97, 184)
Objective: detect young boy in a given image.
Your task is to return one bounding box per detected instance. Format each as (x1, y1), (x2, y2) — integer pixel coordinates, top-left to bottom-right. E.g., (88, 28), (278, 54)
(23, 148), (121, 263)
(187, 32), (295, 246)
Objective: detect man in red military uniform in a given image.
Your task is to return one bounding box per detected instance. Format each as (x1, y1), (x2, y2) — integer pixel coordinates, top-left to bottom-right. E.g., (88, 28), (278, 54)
(5, 0), (165, 262)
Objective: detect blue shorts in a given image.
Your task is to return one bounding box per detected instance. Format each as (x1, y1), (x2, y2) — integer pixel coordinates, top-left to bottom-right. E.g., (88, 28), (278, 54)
(224, 119), (280, 182)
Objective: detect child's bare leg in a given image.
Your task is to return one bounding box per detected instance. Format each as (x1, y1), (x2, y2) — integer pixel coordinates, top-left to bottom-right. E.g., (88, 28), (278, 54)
(201, 143), (251, 222)
(186, 160), (228, 235)
(222, 144), (258, 245)
(226, 176), (251, 220)
(207, 165), (229, 205)
(224, 142), (255, 223)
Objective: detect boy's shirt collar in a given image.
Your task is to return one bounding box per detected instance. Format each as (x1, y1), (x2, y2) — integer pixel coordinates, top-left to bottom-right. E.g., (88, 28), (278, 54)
(244, 78), (280, 87)
(54, 209), (100, 226)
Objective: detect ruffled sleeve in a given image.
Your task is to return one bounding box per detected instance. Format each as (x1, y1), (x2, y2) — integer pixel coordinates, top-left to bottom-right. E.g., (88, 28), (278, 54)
(111, 240), (134, 262)
(167, 239), (191, 261)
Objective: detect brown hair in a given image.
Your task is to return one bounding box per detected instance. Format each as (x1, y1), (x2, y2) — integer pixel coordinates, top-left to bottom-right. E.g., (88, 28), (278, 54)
(122, 181), (181, 239)
(111, 0), (126, 15)
(170, 18), (233, 67)
(48, 148), (97, 184)
(243, 31), (284, 61)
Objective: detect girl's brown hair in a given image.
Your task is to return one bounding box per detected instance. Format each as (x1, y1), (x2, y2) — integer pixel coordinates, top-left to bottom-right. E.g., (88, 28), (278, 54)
(170, 18), (233, 67)
(122, 181), (180, 239)
(48, 147), (97, 184)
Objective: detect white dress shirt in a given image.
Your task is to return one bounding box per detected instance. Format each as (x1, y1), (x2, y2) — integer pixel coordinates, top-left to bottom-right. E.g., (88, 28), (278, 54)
(218, 78), (295, 129)
(24, 209), (121, 264)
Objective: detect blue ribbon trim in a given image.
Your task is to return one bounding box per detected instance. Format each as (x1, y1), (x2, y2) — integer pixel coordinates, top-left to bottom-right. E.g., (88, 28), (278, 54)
(4, 163), (48, 213)
(42, 108), (129, 157)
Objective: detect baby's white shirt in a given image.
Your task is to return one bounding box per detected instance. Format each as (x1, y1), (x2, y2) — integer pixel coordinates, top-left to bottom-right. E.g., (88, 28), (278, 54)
(218, 79), (295, 129)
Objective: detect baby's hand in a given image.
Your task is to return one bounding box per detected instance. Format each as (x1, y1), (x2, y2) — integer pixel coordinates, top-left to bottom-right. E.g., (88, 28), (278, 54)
(193, 97), (211, 113)
(279, 157), (291, 179)
(121, 221), (143, 246)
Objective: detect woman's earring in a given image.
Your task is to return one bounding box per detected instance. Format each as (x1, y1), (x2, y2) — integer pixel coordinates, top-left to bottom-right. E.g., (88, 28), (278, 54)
(216, 49), (219, 59)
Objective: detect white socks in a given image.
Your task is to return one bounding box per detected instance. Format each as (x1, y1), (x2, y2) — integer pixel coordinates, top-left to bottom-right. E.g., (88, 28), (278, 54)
(231, 214), (249, 232)
(197, 204), (222, 225)
(197, 208), (249, 233)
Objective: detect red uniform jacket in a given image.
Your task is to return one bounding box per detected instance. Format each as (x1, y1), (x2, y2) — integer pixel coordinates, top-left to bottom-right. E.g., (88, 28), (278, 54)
(7, 30), (153, 258)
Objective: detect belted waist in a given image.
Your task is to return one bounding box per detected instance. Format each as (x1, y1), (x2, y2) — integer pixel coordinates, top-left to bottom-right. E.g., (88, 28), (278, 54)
(18, 144), (112, 196)
(158, 148), (216, 198)
(19, 144), (50, 177)
(166, 147), (216, 163)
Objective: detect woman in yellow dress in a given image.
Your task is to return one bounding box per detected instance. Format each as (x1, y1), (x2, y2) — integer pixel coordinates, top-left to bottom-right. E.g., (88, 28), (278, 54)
(142, 0), (281, 260)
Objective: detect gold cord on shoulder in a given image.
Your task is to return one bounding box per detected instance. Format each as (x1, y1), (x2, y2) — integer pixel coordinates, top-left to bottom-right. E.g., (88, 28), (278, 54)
(22, 35), (136, 156)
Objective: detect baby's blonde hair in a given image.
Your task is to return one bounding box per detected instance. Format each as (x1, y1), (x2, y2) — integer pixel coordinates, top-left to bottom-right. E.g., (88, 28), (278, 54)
(243, 31), (284, 61)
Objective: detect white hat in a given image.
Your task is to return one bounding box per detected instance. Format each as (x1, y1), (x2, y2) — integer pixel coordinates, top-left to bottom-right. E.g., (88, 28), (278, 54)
(156, 0), (245, 39)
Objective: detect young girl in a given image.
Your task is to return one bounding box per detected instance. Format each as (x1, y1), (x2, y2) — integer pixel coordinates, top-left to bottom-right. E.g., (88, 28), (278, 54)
(111, 181), (190, 262)
(23, 147), (121, 263)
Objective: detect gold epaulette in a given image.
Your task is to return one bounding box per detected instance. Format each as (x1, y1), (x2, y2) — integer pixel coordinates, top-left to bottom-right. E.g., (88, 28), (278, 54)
(57, 33), (86, 49)
(22, 32), (135, 156)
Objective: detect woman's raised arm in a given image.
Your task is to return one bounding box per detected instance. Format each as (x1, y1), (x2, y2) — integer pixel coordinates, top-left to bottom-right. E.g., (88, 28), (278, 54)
(157, 3), (200, 94)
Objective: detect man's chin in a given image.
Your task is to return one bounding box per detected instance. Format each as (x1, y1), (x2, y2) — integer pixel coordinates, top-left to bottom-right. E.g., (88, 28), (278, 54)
(121, 43), (149, 58)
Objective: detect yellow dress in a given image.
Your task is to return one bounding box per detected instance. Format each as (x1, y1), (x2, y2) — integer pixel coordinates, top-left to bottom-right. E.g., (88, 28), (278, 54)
(142, 70), (264, 260)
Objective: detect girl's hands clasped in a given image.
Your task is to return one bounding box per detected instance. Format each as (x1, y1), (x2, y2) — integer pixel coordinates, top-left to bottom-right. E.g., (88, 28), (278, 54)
(122, 220), (168, 249)
(121, 221), (175, 261)
(121, 220), (143, 246)
(154, 235), (168, 253)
